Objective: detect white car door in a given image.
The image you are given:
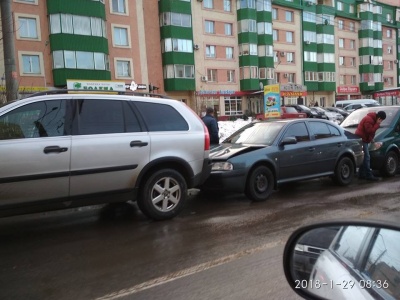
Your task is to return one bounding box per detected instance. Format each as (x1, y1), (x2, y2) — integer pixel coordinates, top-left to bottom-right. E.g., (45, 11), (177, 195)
(69, 98), (150, 198)
(0, 99), (71, 205)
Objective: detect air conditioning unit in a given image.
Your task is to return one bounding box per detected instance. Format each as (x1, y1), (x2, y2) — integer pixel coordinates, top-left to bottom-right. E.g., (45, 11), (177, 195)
(201, 76), (208, 82)
(280, 52), (285, 57)
(193, 44), (199, 50)
(395, 60), (399, 64)
(284, 73), (289, 78)
(305, 41), (311, 45)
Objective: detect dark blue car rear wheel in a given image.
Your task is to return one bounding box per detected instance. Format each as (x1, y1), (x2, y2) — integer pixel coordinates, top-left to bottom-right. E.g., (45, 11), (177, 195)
(245, 166), (274, 202)
(333, 157), (354, 186)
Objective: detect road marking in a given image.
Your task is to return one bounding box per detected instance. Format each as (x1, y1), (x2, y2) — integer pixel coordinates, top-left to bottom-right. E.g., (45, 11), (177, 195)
(95, 240), (284, 300)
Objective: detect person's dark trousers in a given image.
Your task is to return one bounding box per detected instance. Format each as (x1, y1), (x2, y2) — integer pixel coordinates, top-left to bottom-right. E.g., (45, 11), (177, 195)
(359, 142), (373, 179)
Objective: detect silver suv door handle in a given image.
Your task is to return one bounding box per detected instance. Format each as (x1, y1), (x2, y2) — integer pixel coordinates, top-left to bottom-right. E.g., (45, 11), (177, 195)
(43, 146), (68, 154)
(130, 140), (148, 147)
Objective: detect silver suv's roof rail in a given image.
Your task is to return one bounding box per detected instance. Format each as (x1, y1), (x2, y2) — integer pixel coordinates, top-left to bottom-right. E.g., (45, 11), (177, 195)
(26, 89), (173, 99)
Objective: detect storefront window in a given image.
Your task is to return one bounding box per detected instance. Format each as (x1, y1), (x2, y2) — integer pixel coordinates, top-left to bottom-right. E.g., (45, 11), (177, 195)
(224, 97), (242, 115)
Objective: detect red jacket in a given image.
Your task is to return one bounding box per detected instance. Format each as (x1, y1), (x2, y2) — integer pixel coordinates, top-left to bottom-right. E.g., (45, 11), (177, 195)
(355, 112), (380, 143)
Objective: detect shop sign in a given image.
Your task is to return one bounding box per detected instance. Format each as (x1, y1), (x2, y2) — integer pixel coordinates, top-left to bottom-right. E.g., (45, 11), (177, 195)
(374, 90), (400, 97)
(67, 80), (126, 92)
(280, 84), (307, 92)
(196, 90), (236, 96)
(337, 86), (359, 93)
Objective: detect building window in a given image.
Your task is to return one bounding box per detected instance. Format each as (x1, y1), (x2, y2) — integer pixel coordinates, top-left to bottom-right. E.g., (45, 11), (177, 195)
(111, 0), (127, 14)
(339, 56), (344, 66)
(225, 23), (233, 35)
(350, 57), (355, 66)
(224, 97), (242, 115)
(113, 26), (129, 47)
(286, 52), (294, 63)
(349, 40), (355, 49)
(387, 46), (392, 54)
(227, 70), (235, 82)
(206, 45), (216, 58)
(351, 75), (356, 85)
(15, 0), (37, 4)
(349, 4), (354, 13)
(285, 11), (293, 22)
(349, 22), (355, 31)
(272, 8), (277, 20)
(50, 14), (106, 37)
(115, 59), (132, 78)
(286, 31), (293, 43)
(386, 29), (392, 38)
(205, 20), (215, 34)
(338, 20), (344, 30)
(257, 22), (272, 35)
(160, 12), (191, 27)
(21, 53), (41, 74)
(337, 1), (343, 11)
(17, 15), (38, 39)
(339, 38), (344, 48)
(226, 47), (233, 59)
(387, 61), (393, 70)
(238, 19), (257, 33)
(224, 0), (231, 11)
(273, 29), (278, 41)
(339, 75), (345, 85)
(204, 0), (213, 9)
(163, 65), (194, 79)
(207, 69), (217, 82)
(163, 38), (193, 53)
(288, 73), (295, 83)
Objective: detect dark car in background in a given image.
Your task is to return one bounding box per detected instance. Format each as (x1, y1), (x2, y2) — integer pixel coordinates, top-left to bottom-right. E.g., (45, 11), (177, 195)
(326, 106), (350, 119)
(310, 107), (329, 120)
(202, 119), (363, 201)
(286, 104), (319, 118)
(340, 106), (400, 177)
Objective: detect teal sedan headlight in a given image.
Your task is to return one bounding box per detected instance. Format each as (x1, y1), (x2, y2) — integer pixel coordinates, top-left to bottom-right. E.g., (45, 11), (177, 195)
(211, 162), (233, 171)
(370, 142), (383, 151)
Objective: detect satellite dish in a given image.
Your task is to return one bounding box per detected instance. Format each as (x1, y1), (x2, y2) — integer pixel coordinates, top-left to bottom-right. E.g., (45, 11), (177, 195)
(130, 81), (138, 91)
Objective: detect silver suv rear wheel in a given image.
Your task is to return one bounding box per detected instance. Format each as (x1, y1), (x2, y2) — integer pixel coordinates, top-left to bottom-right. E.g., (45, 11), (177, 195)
(138, 169), (187, 220)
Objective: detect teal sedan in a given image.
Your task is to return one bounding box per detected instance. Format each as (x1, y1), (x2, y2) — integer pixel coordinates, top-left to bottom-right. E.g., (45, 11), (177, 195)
(341, 106), (400, 177)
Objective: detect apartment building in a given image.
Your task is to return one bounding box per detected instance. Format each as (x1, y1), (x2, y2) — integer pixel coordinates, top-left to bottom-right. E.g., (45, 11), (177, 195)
(3, 0), (400, 116)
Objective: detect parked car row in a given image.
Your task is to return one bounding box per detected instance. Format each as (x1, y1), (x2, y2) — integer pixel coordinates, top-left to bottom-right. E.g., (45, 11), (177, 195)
(1, 91), (399, 220)
(286, 104), (345, 124)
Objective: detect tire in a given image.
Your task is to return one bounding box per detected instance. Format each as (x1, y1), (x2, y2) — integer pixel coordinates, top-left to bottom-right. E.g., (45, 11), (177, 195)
(333, 157), (354, 186)
(380, 151), (398, 177)
(245, 166), (274, 202)
(138, 169), (187, 221)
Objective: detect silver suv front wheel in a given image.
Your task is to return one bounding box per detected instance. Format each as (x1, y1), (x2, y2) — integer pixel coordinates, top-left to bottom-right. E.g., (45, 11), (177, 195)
(138, 169), (187, 220)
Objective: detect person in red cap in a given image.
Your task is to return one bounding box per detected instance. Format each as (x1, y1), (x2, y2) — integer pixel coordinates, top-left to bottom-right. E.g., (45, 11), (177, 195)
(355, 110), (386, 181)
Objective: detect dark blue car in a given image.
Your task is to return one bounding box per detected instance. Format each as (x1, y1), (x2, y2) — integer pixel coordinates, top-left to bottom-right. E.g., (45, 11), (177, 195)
(202, 119), (363, 201)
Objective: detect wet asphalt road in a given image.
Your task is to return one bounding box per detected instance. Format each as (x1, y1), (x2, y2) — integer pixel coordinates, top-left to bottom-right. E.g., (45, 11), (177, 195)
(0, 176), (399, 300)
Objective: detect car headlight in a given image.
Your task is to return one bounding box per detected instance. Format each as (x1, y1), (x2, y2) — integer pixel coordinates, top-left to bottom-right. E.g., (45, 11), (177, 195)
(369, 142), (383, 151)
(212, 162), (233, 171)
(295, 244), (304, 252)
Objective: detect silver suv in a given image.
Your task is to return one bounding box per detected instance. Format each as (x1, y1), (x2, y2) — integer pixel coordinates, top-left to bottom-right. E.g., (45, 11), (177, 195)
(0, 91), (211, 220)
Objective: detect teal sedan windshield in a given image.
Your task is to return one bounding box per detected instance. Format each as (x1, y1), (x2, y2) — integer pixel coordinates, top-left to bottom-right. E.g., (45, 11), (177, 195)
(223, 122), (284, 145)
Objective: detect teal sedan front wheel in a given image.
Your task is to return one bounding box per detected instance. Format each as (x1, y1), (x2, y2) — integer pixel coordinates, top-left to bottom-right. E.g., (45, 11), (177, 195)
(245, 166), (274, 202)
(380, 151), (399, 177)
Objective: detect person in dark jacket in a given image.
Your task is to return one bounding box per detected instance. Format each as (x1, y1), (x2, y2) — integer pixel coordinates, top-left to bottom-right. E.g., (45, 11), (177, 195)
(355, 110), (386, 181)
(202, 107), (219, 146)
